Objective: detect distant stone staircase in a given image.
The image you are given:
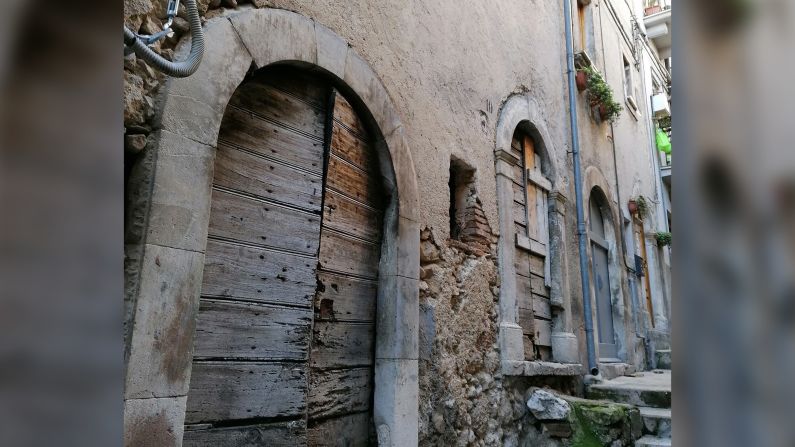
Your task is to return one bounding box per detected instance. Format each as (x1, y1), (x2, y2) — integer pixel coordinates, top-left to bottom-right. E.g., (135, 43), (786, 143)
(586, 368), (671, 447)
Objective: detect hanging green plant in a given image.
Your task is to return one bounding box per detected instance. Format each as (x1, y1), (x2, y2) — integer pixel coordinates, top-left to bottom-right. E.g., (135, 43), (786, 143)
(655, 231), (672, 247)
(579, 67), (623, 123)
(631, 195), (649, 217)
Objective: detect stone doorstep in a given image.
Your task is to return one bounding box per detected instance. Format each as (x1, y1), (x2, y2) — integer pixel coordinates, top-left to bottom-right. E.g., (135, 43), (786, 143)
(635, 435), (672, 447)
(502, 360), (583, 377)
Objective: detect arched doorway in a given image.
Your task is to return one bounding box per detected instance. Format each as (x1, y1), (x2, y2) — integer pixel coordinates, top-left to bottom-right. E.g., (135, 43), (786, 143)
(589, 188), (618, 361)
(183, 66), (385, 445)
(123, 11), (420, 446)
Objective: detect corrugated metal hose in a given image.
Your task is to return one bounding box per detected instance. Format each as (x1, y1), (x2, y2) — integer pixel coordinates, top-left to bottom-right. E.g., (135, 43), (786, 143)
(123, 0), (204, 78)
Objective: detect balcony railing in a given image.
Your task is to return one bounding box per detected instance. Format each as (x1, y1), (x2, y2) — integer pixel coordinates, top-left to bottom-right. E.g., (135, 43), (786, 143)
(644, 0), (671, 16)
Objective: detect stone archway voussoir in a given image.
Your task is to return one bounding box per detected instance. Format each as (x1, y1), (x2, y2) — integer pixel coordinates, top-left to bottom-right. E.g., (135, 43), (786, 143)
(160, 17), (252, 146)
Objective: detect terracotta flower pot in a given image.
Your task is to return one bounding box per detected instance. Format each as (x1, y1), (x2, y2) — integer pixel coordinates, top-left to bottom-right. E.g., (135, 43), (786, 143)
(599, 103), (609, 120)
(576, 71), (588, 92)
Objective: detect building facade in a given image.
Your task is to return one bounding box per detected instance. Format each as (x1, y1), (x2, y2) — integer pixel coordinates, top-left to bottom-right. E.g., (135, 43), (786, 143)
(123, 0), (672, 445)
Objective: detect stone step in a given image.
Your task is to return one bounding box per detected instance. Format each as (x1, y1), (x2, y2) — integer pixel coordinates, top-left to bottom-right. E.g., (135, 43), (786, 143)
(599, 362), (636, 380)
(655, 349), (671, 370)
(640, 407), (671, 437)
(635, 435), (671, 446)
(587, 370), (671, 409)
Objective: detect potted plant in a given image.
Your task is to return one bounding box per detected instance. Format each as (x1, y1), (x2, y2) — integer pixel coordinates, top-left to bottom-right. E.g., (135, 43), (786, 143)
(628, 199), (639, 214)
(630, 196), (649, 217)
(655, 231), (672, 247)
(582, 68), (623, 123)
(576, 67), (591, 92)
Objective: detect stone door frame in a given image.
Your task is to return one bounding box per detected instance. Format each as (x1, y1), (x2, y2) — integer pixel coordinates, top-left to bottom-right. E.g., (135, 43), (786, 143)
(123, 9), (420, 446)
(493, 94), (581, 375)
(583, 167), (628, 363)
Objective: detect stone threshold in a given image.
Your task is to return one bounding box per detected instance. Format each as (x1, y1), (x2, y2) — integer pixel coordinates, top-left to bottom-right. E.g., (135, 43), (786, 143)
(502, 360), (583, 377)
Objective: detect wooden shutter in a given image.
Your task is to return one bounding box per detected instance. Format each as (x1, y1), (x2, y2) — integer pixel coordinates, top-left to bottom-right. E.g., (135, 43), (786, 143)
(511, 131), (553, 361)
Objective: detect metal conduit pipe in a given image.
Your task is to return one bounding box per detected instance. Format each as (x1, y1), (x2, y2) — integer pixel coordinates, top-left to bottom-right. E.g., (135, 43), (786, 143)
(123, 0), (204, 78)
(562, 0), (599, 376)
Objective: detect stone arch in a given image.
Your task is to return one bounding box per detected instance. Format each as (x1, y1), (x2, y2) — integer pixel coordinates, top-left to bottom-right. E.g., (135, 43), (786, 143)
(492, 93), (580, 375)
(494, 94), (561, 187)
(583, 166), (628, 362)
(124, 9), (419, 447)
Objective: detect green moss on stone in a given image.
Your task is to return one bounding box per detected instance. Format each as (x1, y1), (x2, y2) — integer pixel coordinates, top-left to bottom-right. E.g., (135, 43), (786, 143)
(567, 399), (633, 446)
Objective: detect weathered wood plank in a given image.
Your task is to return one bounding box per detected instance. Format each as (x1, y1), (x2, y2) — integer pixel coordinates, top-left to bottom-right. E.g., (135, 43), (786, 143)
(208, 188), (321, 255)
(510, 136), (523, 162)
(256, 67), (330, 109)
(184, 420), (307, 447)
(534, 319), (552, 347)
(513, 201), (527, 226)
(185, 361), (306, 423)
(202, 239), (316, 307)
(524, 335), (536, 360)
(318, 230), (381, 280)
(193, 299), (311, 360)
(530, 272), (549, 298)
(513, 182), (526, 205)
(330, 124), (377, 173)
(219, 107), (325, 174)
(511, 164), (525, 185)
(325, 155), (383, 208)
(308, 367), (372, 420)
(214, 143), (323, 213)
(518, 307), (534, 336)
(516, 273), (532, 301)
(310, 322), (374, 368)
(308, 413), (371, 447)
(533, 295), (552, 320)
(307, 412), (372, 447)
(515, 251), (545, 278)
(514, 222), (527, 239)
(315, 271), (377, 322)
(322, 190), (383, 244)
(228, 81), (326, 139)
(332, 93), (368, 138)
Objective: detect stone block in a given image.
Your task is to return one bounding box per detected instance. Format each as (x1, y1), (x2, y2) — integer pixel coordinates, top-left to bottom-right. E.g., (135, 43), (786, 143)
(160, 94), (223, 146)
(145, 130), (215, 253)
(376, 275), (419, 360)
(523, 361), (583, 377)
(498, 322), (525, 366)
(314, 21), (348, 79)
(167, 17), (252, 114)
(229, 9), (317, 69)
(374, 358), (419, 447)
(380, 127), (419, 222)
(494, 95), (529, 153)
(551, 332), (580, 364)
(397, 216), (420, 279)
(124, 395), (187, 447)
(125, 244), (205, 399)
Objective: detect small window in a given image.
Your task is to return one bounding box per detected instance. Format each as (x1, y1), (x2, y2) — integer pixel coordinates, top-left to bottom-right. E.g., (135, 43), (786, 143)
(623, 56), (638, 111)
(448, 158), (475, 240)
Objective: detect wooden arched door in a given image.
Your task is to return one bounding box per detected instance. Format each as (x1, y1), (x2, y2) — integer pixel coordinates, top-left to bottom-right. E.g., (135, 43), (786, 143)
(183, 66), (385, 446)
(589, 191), (617, 360)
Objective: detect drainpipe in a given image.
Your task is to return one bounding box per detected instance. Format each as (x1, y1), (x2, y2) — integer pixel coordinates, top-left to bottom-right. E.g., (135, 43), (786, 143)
(563, 0), (598, 376)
